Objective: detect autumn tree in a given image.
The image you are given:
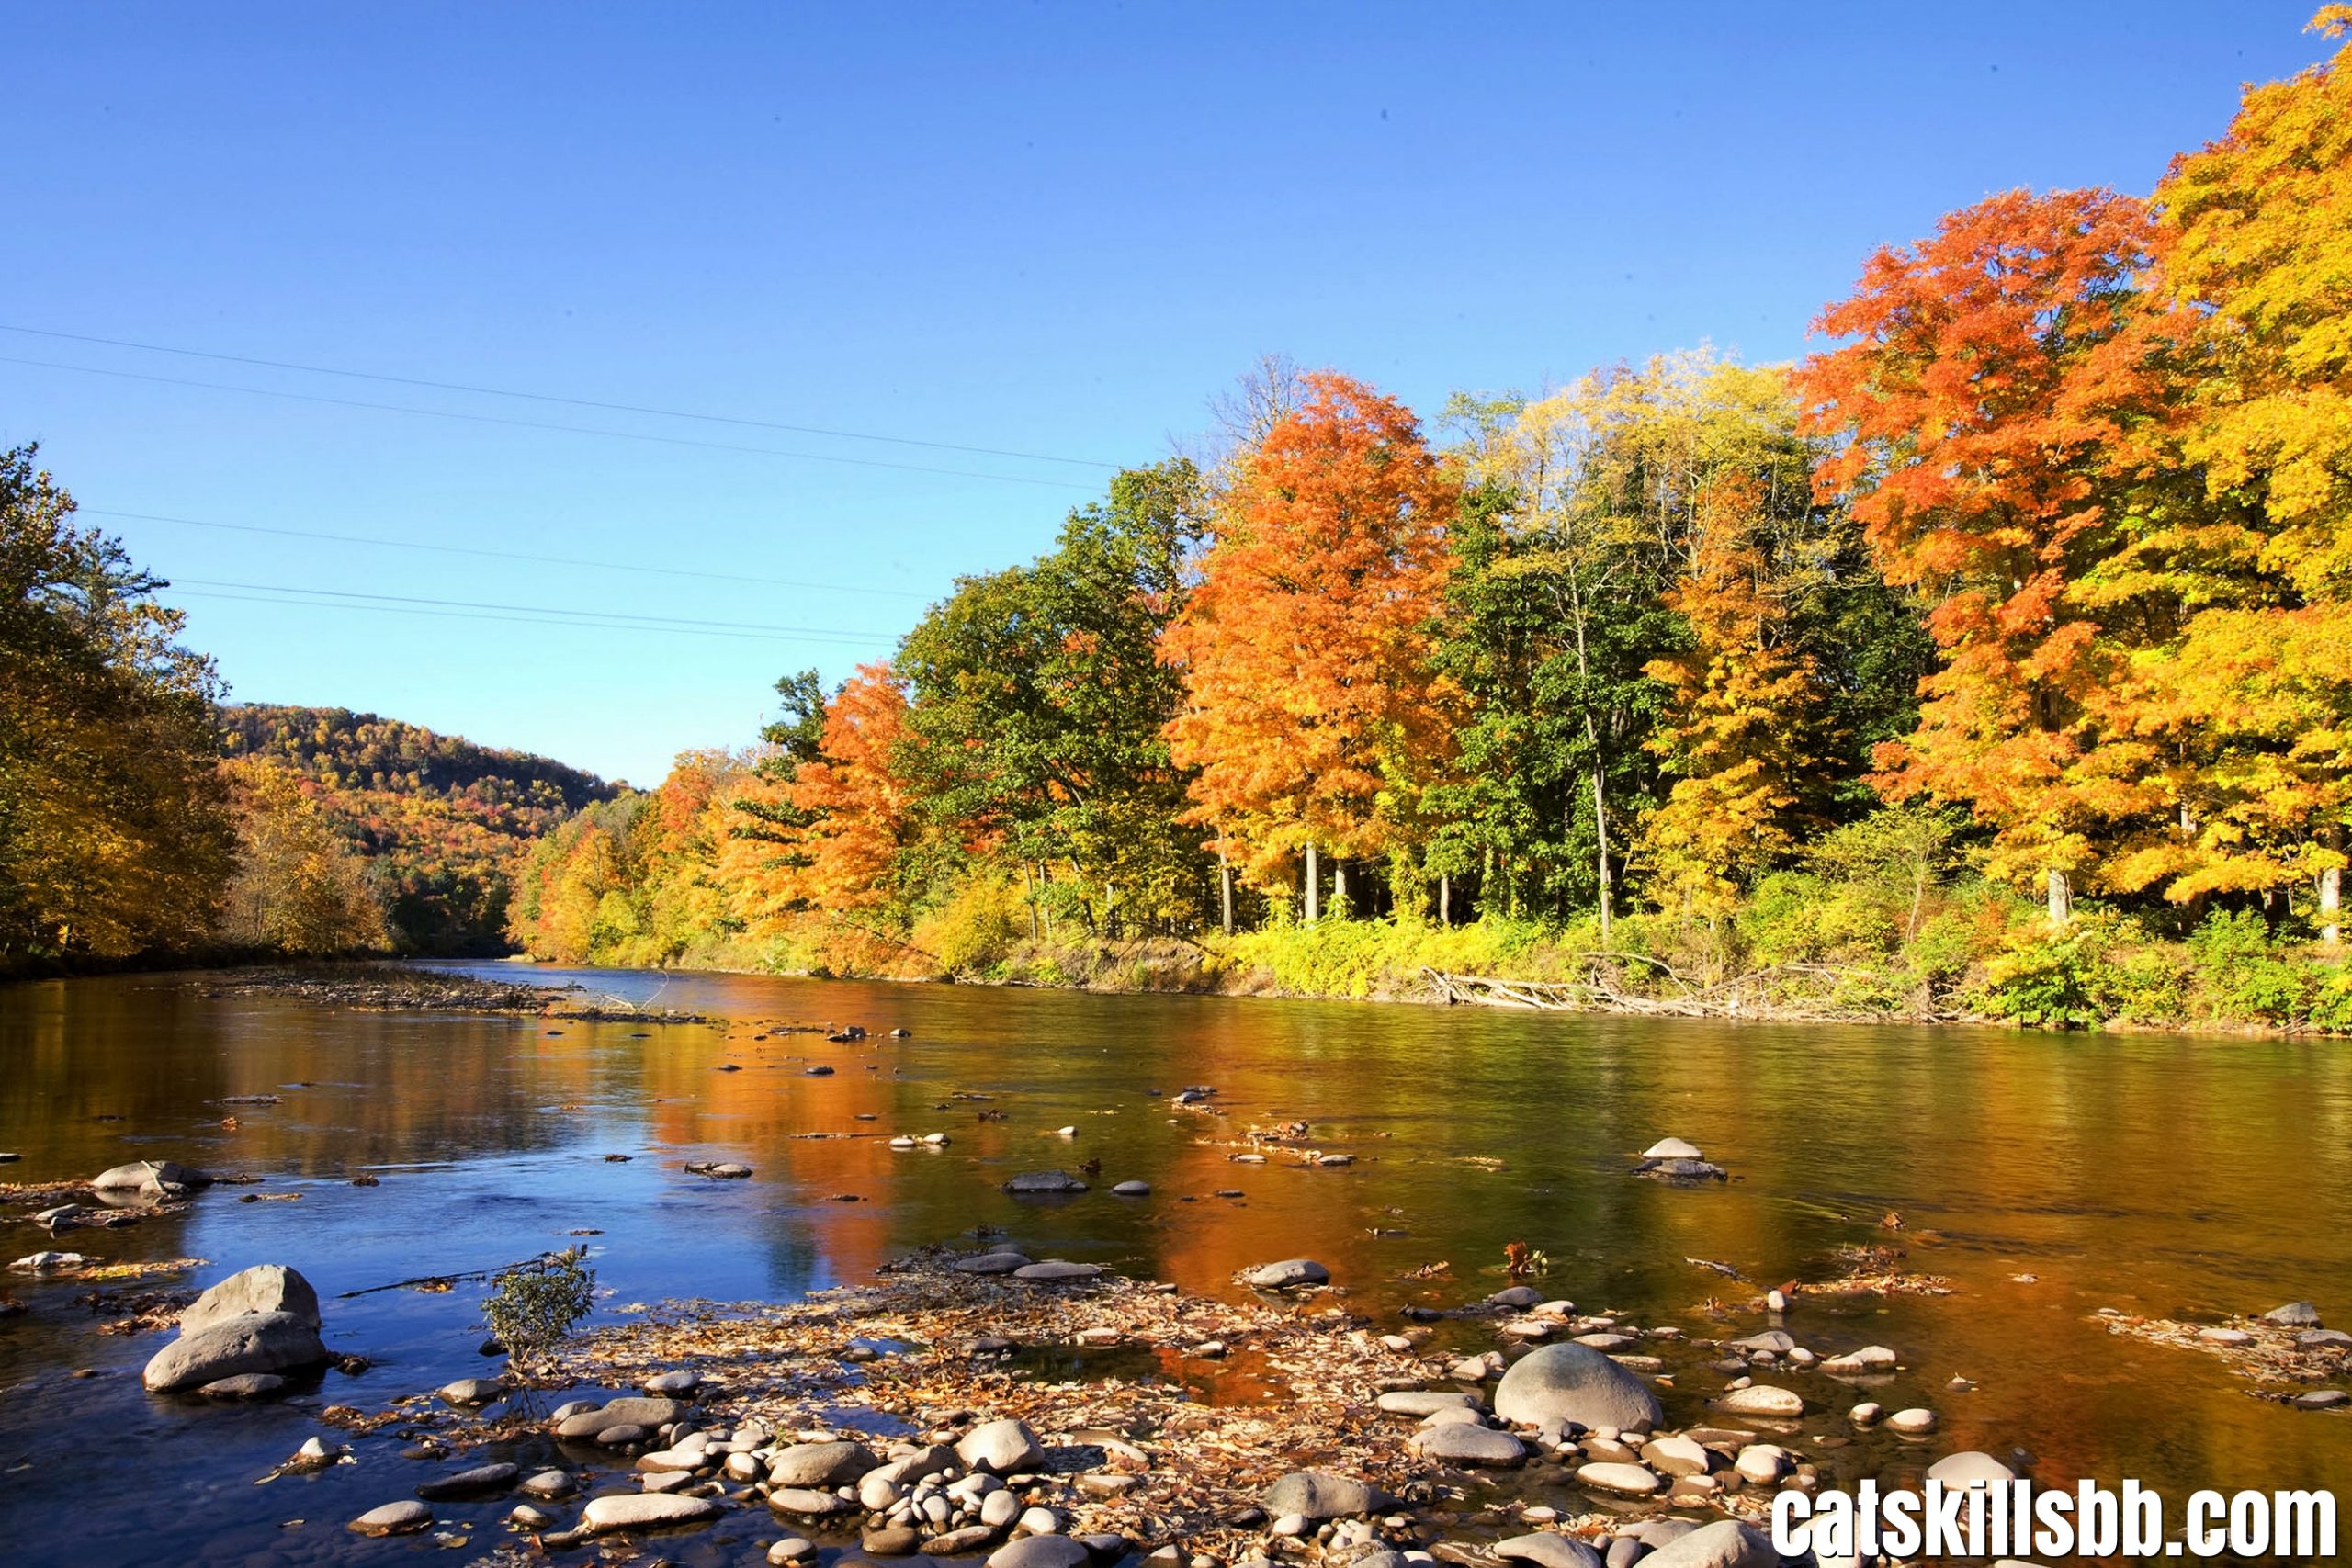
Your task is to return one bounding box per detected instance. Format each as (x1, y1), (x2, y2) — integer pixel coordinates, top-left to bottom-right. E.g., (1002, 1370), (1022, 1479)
(1794, 188), (2173, 923)
(217, 758), (390, 954)
(1161, 372), (1460, 919)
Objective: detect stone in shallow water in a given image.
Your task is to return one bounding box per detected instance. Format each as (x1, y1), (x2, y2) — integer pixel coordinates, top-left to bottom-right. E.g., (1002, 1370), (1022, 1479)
(1494, 1534), (1604, 1568)
(553, 1395), (689, 1439)
(1886, 1407), (1937, 1434)
(198, 1372), (286, 1400)
(519, 1470), (576, 1499)
(956, 1417), (1046, 1473)
(1926, 1450), (2015, 1485)
(1244, 1258), (1329, 1290)
(950, 1252), (1031, 1275)
(438, 1377), (503, 1405)
(1634, 1519), (1777, 1568)
(142, 1311), (327, 1393)
(580, 1493), (721, 1533)
(642, 1369), (699, 1394)
(1494, 1342), (1662, 1431)
(1642, 1138), (1703, 1160)
(1112, 1180), (1150, 1196)
(989, 1536), (1091, 1568)
(1713, 1384), (1803, 1417)
(348, 1500), (433, 1536)
(1376, 1389), (1480, 1416)
(2263, 1301), (2323, 1327)
(182, 1264), (319, 1333)
(1012, 1260), (1101, 1282)
(1575, 1462), (1663, 1495)
(1822, 1344), (1898, 1374)
(1411, 1422), (1525, 1467)
(1261, 1471), (1390, 1520)
(766, 1439), (878, 1488)
(416, 1462), (518, 1500)
(1001, 1169), (1088, 1194)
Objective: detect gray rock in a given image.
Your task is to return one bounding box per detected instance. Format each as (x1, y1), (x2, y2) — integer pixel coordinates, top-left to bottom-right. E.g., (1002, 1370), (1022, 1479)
(923, 1526), (1003, 1554)
(1493, 1342), (1663, 1431)
(1726, 1330), (1794, 1354)
(438, 1377), (503, 1405)
(767, 1439), (879, 1488)
(2291, 1390), (2350, 1409)
(1574, 1462), (1663, 1495)
(770, 1487), (854, 1516)
(1260, 1471), (1390, 1520)
(92, 1159), (211, 1196)
(1642, 1138), (1704, 1160)
(1927, 1450), (2017, 1485)
(1604, 1538), (1646, 1568)
(1635, 1157), (1728, 1181)
(580, 1493), (722, 1532)
(1411, 1423), (1525, 1467)
(990, 1536), (1092, 1568)
(553, 1396), (691, 1439)
(957, 1417), (1046, 1473)
(1638, 1435), (1711, 1475)
(142, 1311), (327, 1393)
(952, 1252), (1033, 1274)
(642, 1369), (699, 1394)
(417, 1463), (518, 1499)
(595, 1423), (648, 1447)
(1377, 1390), (1480, 1416)
(865, 1526), (922, 1555)
(1002, 1170), (1089, 1194)
(1013, 1260), (1102, 1282)
(183, 1265), (322, 1334)
(1112, 1181), (1151, 1197)
(1634, 1520), (1776, 1568)
(2299, 1328), (2352, 1348)
(1245, 1259), (1330, 1290)
(348, 1500), (433, 1536)
(198, 1372), (287, 1399)
(1821, 1345), (1898, 1375)
(1495, 1534), (1606, 1568)
(2264, 1301), (2324, 1327)
(1488, 1285), (1544, 1309)
(519, 1470), (577, 1498)
(1713, 1384), (1803, 1416)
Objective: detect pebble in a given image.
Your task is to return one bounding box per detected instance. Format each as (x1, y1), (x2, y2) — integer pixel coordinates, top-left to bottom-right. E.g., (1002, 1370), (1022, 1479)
(1887, 1407), (1938, 1434)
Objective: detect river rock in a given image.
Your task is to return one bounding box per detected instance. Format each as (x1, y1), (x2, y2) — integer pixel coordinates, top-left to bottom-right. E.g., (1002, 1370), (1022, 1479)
(990, 1536), (1091, 1568)
(1926, 1450), (2016, 1485)
(10, 1251), (88, 1270)
(1412, 1423), (1525, 1467)
(1642, 1138), (1704, 1160)
(1246, 1258), (1330, 1290)
(1887, 1407), (1938, 1434)
(1636, 1157), (1728, 1181)
(924, 1526), (1003, 1555)
(1822, 1345), (1898, 1374)
(1112, 1180), (1150, 1196)
(769, 1487), (854, 1517)
(1014, 1260), (1102, 1283)
(1726, 1330), (1793, 1354)
(1637, 1519), (1776, 1568)
(1002, 1170), (1089, 1194)
(2263, 1301), (2324, 1327)
(952, 1251), (1032, 1274)
(143, 1310), (328, 1392)
(643, 1369), (698, 1394)
(181, 1265), (321, 1333)
(554, 1396), (690, 1439)
(1488, 1285), (1544, 1309)
(520, 1470), (577, 1498)
(348, 1500), (433, 1536)
(1261, 1471), (1391, 1520)
(581, 1492), (722, 1533)
(92, 1159), (211, 1196)
(1378, 1390), (1481, 1416)
(417, 1462), (518, 1499)
(1713, 1384), (1803, 1416)
(1495, 1534), (1605, 1568)
(1734, 1444), (1791, 1483)
(2292, 1390), (2350, 1409)
(2300, 1328), (2352, 1348)
(957, 1417), (1046, 1473)
(1639, 1435), (1711, 1475)
(199, 1372), (287, 1399)
(767, 1439), (878, 1488)
(438, 1377), (503, 1405)
(1575, 1462), (1664, 1495)
(1493, 1342), (1664, 1431)
(865, 1526), (922, 1555)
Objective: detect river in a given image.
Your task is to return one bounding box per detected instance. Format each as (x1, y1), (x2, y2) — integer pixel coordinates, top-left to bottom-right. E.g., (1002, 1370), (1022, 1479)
(0, 963), (2346, 1565)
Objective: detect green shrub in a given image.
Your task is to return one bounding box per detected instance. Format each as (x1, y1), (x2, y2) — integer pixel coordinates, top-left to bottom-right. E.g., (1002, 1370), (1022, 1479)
(1976, 916), (2123, 1029)
(2186, 909), (2314, 1024)
(483, 1247), (596, 1376)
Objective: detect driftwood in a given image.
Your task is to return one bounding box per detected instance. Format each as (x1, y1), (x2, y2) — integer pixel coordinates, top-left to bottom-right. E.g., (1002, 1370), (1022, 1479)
(1422, 958), (1906, 1021)
(338, 1250), (569, 1299)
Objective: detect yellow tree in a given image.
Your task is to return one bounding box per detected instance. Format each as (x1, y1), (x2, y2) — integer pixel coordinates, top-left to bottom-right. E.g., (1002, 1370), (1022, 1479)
(218, 758), (390, 954)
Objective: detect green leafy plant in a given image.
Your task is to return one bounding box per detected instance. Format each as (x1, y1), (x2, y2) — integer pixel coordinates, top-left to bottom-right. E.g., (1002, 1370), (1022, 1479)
(482, 1247), (596, 1377)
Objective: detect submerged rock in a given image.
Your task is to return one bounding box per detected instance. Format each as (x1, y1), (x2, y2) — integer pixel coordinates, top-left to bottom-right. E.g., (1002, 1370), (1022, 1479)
(1001, 1170), (1089, 1195)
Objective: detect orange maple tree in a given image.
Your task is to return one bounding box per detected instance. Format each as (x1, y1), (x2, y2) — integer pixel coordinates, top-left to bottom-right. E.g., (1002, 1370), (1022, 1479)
(722, 663), (913, 929)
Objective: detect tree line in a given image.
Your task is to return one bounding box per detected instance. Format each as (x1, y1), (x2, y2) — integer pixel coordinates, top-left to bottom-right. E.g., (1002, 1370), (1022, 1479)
(508, 14), (2352, 1014)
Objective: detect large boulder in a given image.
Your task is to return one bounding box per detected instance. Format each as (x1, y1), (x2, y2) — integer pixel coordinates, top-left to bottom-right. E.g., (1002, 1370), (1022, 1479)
(956, 1417), (1046, 1473)
(1637, 1520), (1777, 1568)
(181, 1265), (321, 1335)
(1261, 1471), (1390, 1520)
(1493, 1342), (1663, 1431)
(93, 1159), (211, 1197)
(768, 1440), (879, 1488)
(143, 1311), (327, 1393)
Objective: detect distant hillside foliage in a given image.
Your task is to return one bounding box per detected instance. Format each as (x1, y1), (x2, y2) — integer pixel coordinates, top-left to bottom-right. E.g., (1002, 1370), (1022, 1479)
(220, 704), (616, 954)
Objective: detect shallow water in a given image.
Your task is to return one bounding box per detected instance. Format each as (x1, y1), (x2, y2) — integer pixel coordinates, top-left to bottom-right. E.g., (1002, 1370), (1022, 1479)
(0, 964), (2346, 1565)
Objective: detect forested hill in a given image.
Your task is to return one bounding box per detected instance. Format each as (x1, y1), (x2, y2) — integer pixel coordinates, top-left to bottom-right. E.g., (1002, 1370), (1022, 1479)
(220, 704), (616, 954)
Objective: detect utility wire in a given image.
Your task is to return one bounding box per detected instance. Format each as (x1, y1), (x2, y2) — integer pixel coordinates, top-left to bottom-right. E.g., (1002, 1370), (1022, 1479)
(0, 322), (1122, 469)
(167, 587), (890, 646)
(88, 507), (932, 600)
(0, 355), (1099, 491)
(167, 576), (890, 643)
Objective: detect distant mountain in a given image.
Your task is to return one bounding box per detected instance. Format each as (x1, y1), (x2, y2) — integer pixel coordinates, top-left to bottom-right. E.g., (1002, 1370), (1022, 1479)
(219, 704), (617, 954)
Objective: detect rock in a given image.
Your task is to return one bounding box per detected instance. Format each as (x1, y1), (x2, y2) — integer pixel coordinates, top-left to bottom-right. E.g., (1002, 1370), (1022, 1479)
(1927, 1450), (2017, 1484)
(1411, 1423), (1526, 1467)
(509, 1504), (555, 1529)
(1642, 1138), (1703, 1160)
(1766, 1289), (1789, 1313)
(957, 1417), (1046, 1473)
(865, 1526), (922, 1555)
(520, 1470), (577, 1498)
(952, 1252), (1033, 1275)
(769, 1487), (853, 1516)
(181, 1265), (321, 1333)
(2300, 1328), (2352, 1348)
(990, 1537), (1091, 1568)
(1494, 1534), (1605, 1568)
(767, 1439), (879, 1488)
(438, 1377), (503, 1405)
(554, 1396), (690, 1439)
(1887, 1407), (1938, 1435)
(2199, 1327), (2254, 1345)
(417, 1462), (518, 1499)
(348, 1500), (433, 1536)
(1639, 1435), (1711, 1475)
(1493, 1342), (1664, 1431)
(1726, 1330), (1793, 1354)
(1574, 1462), (1664, 1495)
(1002, 1170), (1089, 1194)
(770, 1539), (818, 1564)
(1849, 1402), (1883, 1425)
(1260, 1472), (1391, 1521)
(1019, 1505), (1062, 1534)
(1014, 1260), (1102, 1282)
(2263, 1301), (2323, 1327)
(199, 1372), (287, 1399)
(643, 1369), (699, 1394)
(92, 1159), (211, 1196)
(1245, 1259), (1330, 1290)
(1573, 1331), (1636, 1351)
(1821, 1345), (1898, 1375)
(1488, 1286), (1543, 1309)
(2291, 1390), (2350, 1409)
(580, 1493), (722, 1533)
(1733, 1445), (1791, 1483)
(9, 1251), (89, 1270)
(1636, 1520), (1776, 1568)
(596, 1424), (648, 1447)
(1377, 1390), (1481, 1416)
(1112, 1180), (1151, 1196)
(1638, 1156), (1728, 1180)
(1713, 1384), (1803, 1417)
(142, 1311), (327, 1393)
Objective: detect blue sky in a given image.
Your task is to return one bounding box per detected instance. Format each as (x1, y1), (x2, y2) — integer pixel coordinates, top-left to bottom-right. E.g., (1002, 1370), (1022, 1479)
(3, 2), (2330, 784)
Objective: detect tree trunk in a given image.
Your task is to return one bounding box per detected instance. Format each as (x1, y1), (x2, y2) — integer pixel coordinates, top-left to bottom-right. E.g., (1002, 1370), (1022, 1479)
(2321, 865), (2341, 948)
(1218, 848), (1234, 938)
(1439, 873), (1451, 927)
(1593, 767), (1613, 942)
(1023, 863), (1040, 942)
(2046, 868), (2072, 928)
(1305, 842), (1319, 925)
(1331, 860), (1347, 918)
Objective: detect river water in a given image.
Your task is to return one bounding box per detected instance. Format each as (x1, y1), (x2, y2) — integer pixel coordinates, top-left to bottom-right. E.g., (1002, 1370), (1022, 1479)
(0, 964), (2346, 1566)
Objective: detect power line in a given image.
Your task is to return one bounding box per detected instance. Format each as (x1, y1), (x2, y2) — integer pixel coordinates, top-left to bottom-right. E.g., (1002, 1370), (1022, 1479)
(88, 507), (932, 599)
(167, 576), (893, 644)
(0, 322), (1122, 469)
(167, 587), (890, 647)
(0, 355), (1100, 491)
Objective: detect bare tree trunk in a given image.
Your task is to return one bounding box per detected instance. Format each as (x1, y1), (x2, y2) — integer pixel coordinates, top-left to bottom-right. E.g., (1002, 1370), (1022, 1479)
(1305, 843), (1320, 925)
(1218, 847), (1234, 937)
(1023, 863), (1041, 942)
(1331, 860), (1347, 917)
(1439, 874), (1451, 927)
(2046, 868), (2072, 928)
(2321, 865), (2341, 948)
(1593, 767), (1613, 942)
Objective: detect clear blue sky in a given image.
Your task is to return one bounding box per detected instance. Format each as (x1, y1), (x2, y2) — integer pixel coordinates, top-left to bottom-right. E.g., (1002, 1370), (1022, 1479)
(3, 2), (2329, 784)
